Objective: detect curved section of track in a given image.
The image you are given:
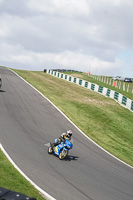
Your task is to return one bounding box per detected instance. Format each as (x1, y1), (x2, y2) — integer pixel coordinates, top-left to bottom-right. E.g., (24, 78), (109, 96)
(0, 68), (133, 200)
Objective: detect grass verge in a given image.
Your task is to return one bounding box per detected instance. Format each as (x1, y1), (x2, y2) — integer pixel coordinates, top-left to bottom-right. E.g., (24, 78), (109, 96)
(11, 69), (133, 167)
(0, 147), (46, 200)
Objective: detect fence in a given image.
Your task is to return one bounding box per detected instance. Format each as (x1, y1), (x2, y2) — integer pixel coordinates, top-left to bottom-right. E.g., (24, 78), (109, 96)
(47, 70), (133, 112)
(90, 75), (133, 93)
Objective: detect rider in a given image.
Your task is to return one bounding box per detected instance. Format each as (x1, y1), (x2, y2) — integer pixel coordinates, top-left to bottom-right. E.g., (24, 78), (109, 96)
(51, 130), (73, 149)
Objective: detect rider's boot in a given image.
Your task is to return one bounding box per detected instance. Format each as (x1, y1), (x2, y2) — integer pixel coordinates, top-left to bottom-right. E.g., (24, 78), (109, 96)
(50, 143), (55, 151)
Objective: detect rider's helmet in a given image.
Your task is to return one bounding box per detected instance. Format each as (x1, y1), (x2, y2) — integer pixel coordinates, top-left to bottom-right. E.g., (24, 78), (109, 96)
(66, 130), (73, 138)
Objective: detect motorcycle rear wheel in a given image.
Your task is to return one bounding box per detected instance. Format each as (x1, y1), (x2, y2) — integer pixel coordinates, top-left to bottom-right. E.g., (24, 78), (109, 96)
(59, 150), (68, 160)
(48, 146), (53, 154)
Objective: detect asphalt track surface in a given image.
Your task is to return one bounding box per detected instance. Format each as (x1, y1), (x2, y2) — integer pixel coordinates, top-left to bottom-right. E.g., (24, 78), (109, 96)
(0, 67), (133, 200)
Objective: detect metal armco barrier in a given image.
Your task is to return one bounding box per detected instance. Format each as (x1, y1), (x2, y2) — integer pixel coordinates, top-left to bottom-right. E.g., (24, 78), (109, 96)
(47, 70), (133, 112)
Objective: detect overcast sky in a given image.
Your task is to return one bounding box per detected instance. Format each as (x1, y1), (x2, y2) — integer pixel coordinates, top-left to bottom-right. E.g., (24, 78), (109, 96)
(0, 0), (133, 77)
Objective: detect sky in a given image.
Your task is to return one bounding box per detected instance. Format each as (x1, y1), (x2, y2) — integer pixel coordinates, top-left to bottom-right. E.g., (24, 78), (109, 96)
(0, 0), (133, 77)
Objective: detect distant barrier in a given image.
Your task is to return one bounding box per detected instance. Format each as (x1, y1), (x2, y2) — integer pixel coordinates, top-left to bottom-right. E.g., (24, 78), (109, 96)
(46, 70), (133, 112)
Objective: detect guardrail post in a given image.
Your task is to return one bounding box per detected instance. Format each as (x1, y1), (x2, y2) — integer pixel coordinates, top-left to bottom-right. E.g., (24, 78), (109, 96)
(91, 84), (95, 91)
(114, 92), (119, 101)
(65, 75), (67, 80)
(98, 86), (103, 93)
(106, 89), (111, 97)
(122, 96), (127, 106)
(79, 79), (82, 86)
(73, 77), (77, 84)
(85, 81), (88, 88)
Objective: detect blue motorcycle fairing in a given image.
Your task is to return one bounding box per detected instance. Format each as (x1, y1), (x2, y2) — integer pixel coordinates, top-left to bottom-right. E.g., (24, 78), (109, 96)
(53, 138), (73, 157)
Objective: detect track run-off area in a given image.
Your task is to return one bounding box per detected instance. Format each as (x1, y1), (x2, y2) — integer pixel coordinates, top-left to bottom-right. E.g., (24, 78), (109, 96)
(0, 67), (133, 200)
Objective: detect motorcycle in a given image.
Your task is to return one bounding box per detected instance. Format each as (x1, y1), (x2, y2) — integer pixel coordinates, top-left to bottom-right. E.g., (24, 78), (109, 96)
(48, 138), (73, 160)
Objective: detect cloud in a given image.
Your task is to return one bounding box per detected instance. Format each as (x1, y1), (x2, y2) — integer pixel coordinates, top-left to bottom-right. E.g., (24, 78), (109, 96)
(28, 0), (90, 18)
(0, 0), (4, 5)
(0, 42), (123, 76)
(0, 0), (133, 77)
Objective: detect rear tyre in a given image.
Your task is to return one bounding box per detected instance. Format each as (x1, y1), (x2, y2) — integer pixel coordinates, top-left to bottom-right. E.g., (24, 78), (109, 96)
(48, 146), (53, 154)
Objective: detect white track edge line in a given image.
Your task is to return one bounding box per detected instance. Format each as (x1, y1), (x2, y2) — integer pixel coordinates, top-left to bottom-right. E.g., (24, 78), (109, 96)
(0, 143), (56, 200)
(10, 69), (133, 169)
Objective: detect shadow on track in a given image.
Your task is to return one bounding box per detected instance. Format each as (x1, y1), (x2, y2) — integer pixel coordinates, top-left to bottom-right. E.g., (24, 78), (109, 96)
(63, 155), (79, 161)
(48, 153), (79, 161)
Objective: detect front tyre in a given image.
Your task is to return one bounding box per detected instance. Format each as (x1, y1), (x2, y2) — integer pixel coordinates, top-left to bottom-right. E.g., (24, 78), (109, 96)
(59, 149), (68, 160)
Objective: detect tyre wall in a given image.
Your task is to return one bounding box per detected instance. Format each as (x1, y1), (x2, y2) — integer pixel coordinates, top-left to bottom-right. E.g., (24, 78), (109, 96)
(47, 70), (133, 112)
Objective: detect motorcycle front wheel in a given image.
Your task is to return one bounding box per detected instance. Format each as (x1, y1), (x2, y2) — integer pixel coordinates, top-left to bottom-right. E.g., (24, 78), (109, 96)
(59, 149), (68, 160)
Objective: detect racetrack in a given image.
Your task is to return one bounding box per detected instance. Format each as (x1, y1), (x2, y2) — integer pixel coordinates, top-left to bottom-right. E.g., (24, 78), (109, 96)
(0, 67), (133, 200)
